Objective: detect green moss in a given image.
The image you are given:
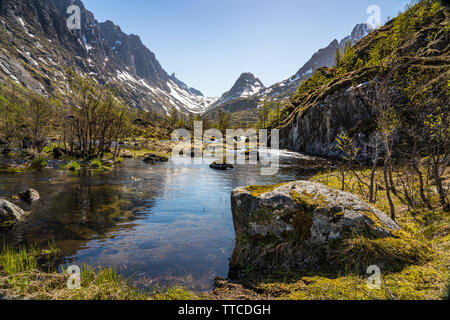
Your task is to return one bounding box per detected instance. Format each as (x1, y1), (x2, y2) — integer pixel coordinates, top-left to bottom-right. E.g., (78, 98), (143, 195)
(89, 159), (102, 168)
(290, 191), (328, 211)
(0, 166), (28, 174)
(0, 220), (15, 228)
(246, 183), (287, 197)
(114, 157), (124, 164)
(60, 161), (81, 171)
(31, 157), (47, 169)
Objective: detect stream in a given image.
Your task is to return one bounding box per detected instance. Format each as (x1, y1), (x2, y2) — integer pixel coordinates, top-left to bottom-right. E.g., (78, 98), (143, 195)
(0, 151), (330, 291)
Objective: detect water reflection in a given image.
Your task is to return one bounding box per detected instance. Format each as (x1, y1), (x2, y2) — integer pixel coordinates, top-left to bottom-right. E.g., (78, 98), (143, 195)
(0, 153), (329, 291)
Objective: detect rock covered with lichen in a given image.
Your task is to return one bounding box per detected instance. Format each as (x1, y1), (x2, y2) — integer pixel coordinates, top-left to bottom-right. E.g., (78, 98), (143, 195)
(0, 199), (25, 223)
(229, 181), (400, 276)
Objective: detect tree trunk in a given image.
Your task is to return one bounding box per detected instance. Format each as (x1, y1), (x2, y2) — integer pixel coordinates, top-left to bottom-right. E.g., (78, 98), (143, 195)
(384, 159), (396, 221)
(413, 158), (432, 209)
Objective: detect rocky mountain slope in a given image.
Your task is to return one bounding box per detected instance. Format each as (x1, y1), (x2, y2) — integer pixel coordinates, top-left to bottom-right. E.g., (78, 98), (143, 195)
(260, 23), (372, 99)
(212, 72), (264, 108)
(0, 0), (215, 115)
(279, 1), (449, 159)
(204, 23), (373, 118)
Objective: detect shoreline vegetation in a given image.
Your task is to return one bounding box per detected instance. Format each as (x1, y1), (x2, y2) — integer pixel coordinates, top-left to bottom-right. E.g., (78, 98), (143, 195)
(0, 0), (448, 301)
(1, 164), (448, 300)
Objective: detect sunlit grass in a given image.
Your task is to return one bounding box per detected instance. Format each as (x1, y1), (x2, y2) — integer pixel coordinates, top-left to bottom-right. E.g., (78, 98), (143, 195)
(0, 244), (198, 300)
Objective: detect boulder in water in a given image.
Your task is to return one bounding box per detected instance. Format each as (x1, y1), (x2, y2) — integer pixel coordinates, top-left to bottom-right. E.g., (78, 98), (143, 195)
(210, 161), (234, 170)
(143, 153), (169, 163)
(0, 199), (25, 222)
(19, 189), (40, 203)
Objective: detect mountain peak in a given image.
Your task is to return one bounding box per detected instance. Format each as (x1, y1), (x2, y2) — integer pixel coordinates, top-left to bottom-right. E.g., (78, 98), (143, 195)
(351, 23), (372, 41)
(259, 22), (373, 99)
(340, 23), (372, 47)
(210, 72), (264, 109)
(236, 72), (258, 81)
(231, 72), (265, 94)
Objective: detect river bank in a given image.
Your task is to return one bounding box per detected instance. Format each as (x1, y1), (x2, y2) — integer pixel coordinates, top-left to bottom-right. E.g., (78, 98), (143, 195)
(1, 160), (448, 300)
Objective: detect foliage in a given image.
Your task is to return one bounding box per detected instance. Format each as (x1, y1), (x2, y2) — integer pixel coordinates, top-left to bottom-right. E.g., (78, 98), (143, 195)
(63, 69), (132, 160)
(61, 161), (81, 171)
(0, 245), (197, 300)
(31, 157), (47, 169)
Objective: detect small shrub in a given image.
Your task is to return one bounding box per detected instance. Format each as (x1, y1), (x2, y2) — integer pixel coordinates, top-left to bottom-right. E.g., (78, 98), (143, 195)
(61, 161), (80, 171)
(89, 159), (102, 168)
(31, 157), (47, 169)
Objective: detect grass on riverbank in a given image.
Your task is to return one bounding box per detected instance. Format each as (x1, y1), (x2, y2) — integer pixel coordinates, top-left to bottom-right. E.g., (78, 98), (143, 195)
(0, 245), (197, 300)
(233, 167), (449, 300)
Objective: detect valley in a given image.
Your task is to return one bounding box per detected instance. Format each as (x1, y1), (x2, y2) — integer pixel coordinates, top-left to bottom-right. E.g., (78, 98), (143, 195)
(0, 0), (449, 301)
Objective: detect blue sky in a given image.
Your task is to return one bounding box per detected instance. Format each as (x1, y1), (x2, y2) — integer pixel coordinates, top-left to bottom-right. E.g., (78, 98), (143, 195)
(84, 0), (409, 97)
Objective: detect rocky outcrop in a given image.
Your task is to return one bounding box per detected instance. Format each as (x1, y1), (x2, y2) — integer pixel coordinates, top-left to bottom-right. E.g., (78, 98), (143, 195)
(0, 199), (25, 222)
(279, 4), (449, 160)
(279, 71), (382, 160)
(19, 189), (40, 203)
(229, 181), (399, 275)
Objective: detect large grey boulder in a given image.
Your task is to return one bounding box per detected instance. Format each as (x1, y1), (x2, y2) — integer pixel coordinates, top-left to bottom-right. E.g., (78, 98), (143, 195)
(0, 199), (25, 222)
(230, 181), (399, 274)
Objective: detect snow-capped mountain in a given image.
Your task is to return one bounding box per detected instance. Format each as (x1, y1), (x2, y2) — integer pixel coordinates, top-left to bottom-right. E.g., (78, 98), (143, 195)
(170, 73), (204, 97)
(0, 0), (216, 115)
(204, 23), (372, 117)
(0, 0), (373, 118)
(259, 23), (372, 99)
(211, 73), (264, 109)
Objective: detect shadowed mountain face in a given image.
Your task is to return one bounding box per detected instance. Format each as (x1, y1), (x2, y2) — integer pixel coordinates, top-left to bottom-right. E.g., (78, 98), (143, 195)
(0, 0), (215, 114)
(279, 4), (449, 160)
(0, 0), (373, 118)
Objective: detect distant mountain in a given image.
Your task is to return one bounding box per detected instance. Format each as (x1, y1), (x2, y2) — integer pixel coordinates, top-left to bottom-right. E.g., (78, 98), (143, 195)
(0, 0), (215, 114)
(212, 73), (264, 108)
(279, 2), (449, 160)
(260, 23), (373, 99)
(170, 73), (204, 97)
(0, 0), (374, 118)
(204, 24), (372, 118)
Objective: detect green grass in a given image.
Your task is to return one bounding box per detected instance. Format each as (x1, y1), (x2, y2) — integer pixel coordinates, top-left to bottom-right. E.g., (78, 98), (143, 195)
(0, 245), (198, 300)
(89, 159), (103, 168)
(0, 246), (38, 276)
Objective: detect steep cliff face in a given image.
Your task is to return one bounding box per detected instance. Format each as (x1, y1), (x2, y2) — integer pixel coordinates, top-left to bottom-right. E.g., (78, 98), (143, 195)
(279, 2), (449, 160)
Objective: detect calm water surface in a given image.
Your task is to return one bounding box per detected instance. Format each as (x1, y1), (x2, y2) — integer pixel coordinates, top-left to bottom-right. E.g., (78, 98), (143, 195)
(0, 152), (329, 291)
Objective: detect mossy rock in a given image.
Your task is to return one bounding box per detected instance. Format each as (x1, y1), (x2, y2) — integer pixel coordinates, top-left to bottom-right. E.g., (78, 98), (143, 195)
(230, 181), (407, 275)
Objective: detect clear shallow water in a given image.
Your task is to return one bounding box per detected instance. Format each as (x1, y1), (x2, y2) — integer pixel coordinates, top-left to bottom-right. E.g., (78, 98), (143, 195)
(0, 152), (329, 291)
